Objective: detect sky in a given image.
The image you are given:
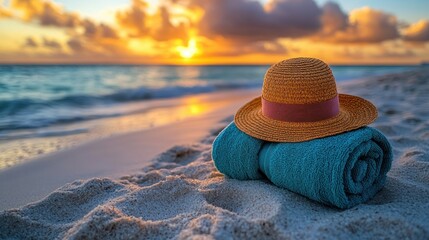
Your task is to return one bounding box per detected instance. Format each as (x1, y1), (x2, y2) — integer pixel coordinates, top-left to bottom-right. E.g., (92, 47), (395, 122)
(0, 0), (428, 65)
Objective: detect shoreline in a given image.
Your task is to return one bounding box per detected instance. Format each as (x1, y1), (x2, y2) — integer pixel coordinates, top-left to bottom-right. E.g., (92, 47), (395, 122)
(0, 88), (259, 171)
(0, 88), (259, 210)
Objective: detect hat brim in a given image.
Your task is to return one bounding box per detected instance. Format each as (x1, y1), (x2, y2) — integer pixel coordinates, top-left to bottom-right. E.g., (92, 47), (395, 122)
(234, 94), (377, 142)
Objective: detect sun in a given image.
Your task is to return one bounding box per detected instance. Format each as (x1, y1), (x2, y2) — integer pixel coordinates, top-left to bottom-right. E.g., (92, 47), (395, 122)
(177, 39), (198, 59)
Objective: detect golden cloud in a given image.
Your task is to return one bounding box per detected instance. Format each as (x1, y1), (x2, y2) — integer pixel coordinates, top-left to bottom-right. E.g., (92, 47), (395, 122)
(116, 1), (189, 41)
(22, 36), (62, 51)
(319, 6), (399, 43)
(320, 2), (348, 35)
(10, 0), (119, 41)
(11, 0), (80, 27)
(82, 20), (118, 39)
(24, 37), (38, 48)
(115, 0), (149, 37)
(403, 20), (429, 42)
(6, 0), (125, 56)
(43, 37), (61, 49)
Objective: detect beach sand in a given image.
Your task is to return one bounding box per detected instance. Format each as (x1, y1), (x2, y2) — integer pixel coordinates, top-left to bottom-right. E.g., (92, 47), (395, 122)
(1, 69), (429, 239)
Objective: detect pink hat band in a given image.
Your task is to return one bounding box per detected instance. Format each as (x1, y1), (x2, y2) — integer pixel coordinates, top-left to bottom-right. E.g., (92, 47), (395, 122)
(261, 95), (340, 122)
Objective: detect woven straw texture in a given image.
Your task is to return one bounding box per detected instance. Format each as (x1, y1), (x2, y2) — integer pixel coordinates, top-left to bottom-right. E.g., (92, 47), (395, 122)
(235, 57), (378, 142)
(263, 58), (337, 104)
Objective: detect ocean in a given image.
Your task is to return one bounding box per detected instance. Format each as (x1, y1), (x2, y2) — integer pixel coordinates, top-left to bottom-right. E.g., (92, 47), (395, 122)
(0, 65), (416, 169)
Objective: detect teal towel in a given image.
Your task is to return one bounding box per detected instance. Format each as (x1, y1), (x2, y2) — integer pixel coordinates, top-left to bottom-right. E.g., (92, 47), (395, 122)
(212, 122), (265, 180)
(212, 122), (392, 209)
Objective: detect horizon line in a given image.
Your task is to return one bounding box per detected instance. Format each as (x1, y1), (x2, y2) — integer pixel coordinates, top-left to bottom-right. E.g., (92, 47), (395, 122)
(0, 62), (423, 67)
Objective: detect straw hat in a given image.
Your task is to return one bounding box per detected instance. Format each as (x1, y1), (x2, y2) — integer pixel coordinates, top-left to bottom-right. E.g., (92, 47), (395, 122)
(234, 57), (377, 142)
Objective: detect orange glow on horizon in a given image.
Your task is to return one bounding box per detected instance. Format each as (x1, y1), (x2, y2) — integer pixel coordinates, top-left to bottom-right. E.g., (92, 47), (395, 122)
(177, 39), (198, 59)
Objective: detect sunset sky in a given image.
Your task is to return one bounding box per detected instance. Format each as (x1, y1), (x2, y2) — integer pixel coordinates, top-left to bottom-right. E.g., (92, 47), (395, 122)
(0, 0), (428, 64)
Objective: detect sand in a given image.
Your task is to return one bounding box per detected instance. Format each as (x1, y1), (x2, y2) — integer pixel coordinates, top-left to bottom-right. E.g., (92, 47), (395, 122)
(1, 69), (429, 239)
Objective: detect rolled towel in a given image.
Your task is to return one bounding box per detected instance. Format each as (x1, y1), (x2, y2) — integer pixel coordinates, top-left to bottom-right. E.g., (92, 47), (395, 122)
(212, 122), (265, 180)
(260, 126), (392, 209)
(212, 122), (393, 209)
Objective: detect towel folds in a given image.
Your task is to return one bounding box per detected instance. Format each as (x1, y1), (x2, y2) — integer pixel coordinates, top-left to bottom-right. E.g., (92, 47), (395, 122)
(212, 122), (392, 209)
(212, 122), (265, 180)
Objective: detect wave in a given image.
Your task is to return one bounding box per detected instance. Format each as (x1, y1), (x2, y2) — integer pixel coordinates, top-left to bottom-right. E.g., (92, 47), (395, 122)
(0, 82), (259, 132)
(0, 128), (88, 141)
(1, 83), (257, 111)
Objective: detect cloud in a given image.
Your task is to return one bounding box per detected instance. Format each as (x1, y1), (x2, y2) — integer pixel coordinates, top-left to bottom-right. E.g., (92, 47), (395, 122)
(43, 38), (61, 49)
(24, 37), (38, 48)
(11, 0), (80, 27)
(65, 36), (124, 56)
(347, 7), (399, 42)
(23, 37), (62, 50)
(317, 6), (399, 43)
(10, 0), (119, 41)
(319, 2), (348, 35)
(191, 0), (321, 42)
(82, 20), (118, 39)
(201, 39), (288, 57)
(340, 45), (415, 59)
(402, 20), (429, 42)
(185, 1), (400, 45)
(115, 0), (148, 37)
(248, 41), (288, 55)
(6, 0), (121, 56)
(115, 1), (189, 41)
(152, 7), (188, 41)
(67, 38), (84, 52)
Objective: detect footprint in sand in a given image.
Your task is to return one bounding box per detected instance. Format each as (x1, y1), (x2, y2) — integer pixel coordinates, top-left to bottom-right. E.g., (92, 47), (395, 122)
(399, 147), (429, 165)
(403, 116), (423, 125)
(201, 180), (282, 220)
(18, 179), (127, 224)
(115, 178), (206, 221)
(383, 108), (398, 116)
(391, 136), (421, 148)
(390, 148), (429, 187)
(153, 145), (203, 167)
(121, 170), (167, 187)
(413, 123), (429, 140)
(0, 178), (130, 239)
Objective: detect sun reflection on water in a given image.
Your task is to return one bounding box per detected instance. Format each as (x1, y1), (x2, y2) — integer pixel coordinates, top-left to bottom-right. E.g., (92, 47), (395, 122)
(0, 94), (229, 169)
